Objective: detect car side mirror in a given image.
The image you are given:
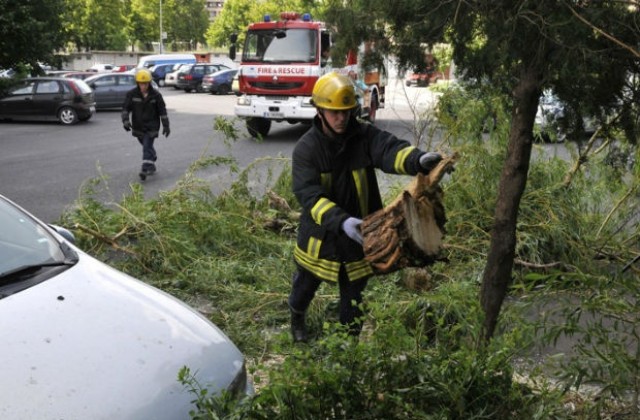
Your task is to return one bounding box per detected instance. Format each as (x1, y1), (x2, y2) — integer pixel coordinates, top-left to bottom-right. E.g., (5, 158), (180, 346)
(50, 224), (76, 244)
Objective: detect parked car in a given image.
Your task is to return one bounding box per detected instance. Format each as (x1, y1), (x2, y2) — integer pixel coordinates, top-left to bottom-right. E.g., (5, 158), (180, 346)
(113, 64), (136, 73)
(405, 70), (441, 87)
(0, 68), (17, 78)
(176, 63), (231, 93)
(0, 77), (95, 125)
(60, 71), (97, 80)
(232, 72), (240, 95)
(87, 63), (115, 73)
(84, 73), (158, 110)
(150, 63), (178, 87)
(202, 69), (238, 95)
(535, 90), (596, 142)
(0, 193), (253, 419)
(137, 53), (197, 69)
(165, 63), (190, 89)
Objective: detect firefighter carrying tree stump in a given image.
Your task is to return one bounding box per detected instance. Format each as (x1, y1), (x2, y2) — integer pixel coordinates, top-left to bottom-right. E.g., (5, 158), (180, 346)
(289, 72), (444, 342)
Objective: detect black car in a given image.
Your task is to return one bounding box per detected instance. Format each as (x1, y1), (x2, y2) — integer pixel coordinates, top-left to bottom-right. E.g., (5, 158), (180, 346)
(0, 77), (95, 125)
(176, 63), (231, 92)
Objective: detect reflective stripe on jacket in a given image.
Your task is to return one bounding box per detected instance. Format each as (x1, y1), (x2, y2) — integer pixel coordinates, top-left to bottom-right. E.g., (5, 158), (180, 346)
(292, 115), (427, 282)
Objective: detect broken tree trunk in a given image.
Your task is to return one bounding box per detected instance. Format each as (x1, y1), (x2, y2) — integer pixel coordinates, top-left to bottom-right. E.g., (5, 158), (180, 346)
(361, 153), (457, 274)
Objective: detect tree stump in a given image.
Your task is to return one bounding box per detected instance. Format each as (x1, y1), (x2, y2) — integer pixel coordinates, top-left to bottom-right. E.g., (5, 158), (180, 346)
(361, 153), (457, 274)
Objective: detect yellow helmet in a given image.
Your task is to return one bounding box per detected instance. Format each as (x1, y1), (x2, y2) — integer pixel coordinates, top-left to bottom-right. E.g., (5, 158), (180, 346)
(135, 69), (152, 83)
(312, 72), (357, 110)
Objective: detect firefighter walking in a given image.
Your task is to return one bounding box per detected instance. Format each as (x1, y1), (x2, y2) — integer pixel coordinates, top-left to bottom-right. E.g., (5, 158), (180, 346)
(121, 68), (170, 180)
(289, 72), (443, 341)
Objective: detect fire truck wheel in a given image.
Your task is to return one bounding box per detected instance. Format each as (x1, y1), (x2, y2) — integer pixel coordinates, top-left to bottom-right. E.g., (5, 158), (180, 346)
(247, 118), (271, 138)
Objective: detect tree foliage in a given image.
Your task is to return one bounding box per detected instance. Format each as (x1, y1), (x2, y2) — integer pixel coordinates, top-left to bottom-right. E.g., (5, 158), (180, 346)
(324, 0), (640, 340)
(0, 0), (67, 70)
(164, 0), (210, 50)
(205, 0), (321, 49)
(205, 0), (253, 48)
(83, 0), (128, 50)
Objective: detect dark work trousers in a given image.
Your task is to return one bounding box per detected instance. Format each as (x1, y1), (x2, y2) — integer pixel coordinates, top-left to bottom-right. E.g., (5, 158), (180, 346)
(137, 132), (157, 171)
(289, 265), (369, 333)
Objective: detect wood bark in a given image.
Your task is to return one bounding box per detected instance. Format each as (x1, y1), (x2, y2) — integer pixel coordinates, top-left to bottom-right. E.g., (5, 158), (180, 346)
(361, 154), (458, 274)
(480, 67), (541, 342)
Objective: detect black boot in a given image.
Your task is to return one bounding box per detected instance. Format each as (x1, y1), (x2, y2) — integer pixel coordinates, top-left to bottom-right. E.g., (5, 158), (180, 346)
(290, 309), (308, 343)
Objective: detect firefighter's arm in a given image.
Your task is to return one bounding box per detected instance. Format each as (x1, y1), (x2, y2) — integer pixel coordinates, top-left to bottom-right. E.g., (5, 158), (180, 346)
(364, 124), (433, 175)
(120, 91), (133, 125)
(156, 94), (170, 136)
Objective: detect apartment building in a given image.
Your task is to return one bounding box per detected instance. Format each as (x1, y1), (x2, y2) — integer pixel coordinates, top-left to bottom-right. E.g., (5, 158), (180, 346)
(205, 1), (225, 22)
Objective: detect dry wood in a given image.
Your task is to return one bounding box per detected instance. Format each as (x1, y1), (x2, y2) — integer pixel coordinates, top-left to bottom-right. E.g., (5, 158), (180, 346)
(361, 153), (458, 274)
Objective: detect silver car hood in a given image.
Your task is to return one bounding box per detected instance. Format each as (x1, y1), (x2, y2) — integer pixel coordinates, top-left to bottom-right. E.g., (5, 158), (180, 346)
(0, 251), (245, 420)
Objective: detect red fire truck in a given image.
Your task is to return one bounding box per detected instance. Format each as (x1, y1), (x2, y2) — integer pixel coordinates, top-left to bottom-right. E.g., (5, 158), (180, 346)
(233, 12), (385, 137)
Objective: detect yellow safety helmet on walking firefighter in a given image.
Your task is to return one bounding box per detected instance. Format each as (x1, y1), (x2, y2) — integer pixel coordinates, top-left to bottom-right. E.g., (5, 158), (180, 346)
(311, 72), (357, 110)
(135, 68), (152, 83)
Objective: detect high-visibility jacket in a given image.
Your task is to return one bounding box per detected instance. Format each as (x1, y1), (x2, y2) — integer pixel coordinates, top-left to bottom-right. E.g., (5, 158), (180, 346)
(292, 116), (429, 282)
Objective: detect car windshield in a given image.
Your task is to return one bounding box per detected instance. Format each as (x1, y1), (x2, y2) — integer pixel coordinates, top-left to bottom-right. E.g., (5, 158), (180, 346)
(0, 198), (67, 279)
(243, 28), (318, 63)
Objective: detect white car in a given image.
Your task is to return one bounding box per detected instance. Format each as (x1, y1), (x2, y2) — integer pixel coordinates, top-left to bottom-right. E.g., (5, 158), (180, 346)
(0, 68), (17, 78)
(88, 63), (115, 72)
(164, 63), (191, 89)
(0, 194), (253, 419)
(535, 90), (596, 142)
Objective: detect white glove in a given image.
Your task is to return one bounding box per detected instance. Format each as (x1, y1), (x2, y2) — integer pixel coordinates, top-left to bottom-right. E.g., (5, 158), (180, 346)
(341, 217), (363, 245)
(419, 152), (443, 172)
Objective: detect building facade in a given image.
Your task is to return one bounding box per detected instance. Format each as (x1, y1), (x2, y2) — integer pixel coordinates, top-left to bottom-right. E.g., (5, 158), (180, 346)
(205, 1), (225, 22)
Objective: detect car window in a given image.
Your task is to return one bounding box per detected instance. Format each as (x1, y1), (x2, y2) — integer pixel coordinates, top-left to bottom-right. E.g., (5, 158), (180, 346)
(10, 81), (36, 95)
(35, 81), (61, 94)
(194, 66), (206, 75)
(92, 76), (117, 87)
(119, 75), (135, 85)
(73, 79), (93, 94)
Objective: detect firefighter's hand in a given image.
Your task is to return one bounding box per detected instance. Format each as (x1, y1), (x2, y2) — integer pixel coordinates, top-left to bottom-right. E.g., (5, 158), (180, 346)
(123, 121), (132, 132)
(342, 217), (363, 245)
(163, 126), (170, 137)
(419, 152), (442, 173)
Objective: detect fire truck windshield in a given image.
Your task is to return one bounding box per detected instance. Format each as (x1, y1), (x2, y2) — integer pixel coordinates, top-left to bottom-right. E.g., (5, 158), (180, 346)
(242, 29), (318, 63)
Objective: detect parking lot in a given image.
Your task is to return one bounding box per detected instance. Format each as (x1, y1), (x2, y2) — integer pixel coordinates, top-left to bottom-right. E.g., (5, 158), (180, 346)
(1, 76), (440, 223)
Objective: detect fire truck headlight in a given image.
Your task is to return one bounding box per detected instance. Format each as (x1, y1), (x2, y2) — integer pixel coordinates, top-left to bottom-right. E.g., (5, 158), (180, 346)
(301, 97), (314, 107)
(237, 96), (251, 106)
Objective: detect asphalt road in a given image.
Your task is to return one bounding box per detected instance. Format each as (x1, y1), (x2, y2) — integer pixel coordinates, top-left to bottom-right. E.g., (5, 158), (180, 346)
(0, 79), (437, 223)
